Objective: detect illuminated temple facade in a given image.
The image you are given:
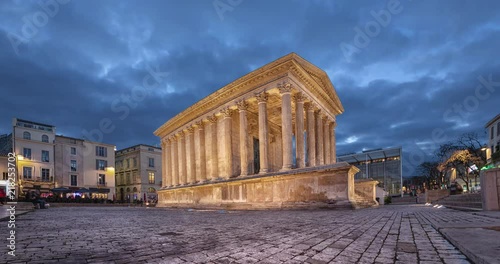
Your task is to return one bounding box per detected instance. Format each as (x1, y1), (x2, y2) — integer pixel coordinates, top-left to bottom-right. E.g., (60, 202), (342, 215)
(154, 53), (378, 209)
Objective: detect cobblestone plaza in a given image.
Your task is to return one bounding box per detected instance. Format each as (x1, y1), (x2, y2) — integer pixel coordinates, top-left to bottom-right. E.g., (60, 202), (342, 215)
(3, 205), (499, 264)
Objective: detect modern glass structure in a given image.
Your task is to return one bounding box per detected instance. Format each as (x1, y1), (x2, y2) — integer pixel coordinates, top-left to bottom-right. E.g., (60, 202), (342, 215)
(337, 147), (403, 196)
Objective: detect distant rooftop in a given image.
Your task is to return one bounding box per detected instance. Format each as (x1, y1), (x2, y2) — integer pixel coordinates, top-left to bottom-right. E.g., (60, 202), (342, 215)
(116, 144), (161, 153)
(15, 118), (55, 128)
(485, 114), (500, 128)
(337, 146), (402, 163)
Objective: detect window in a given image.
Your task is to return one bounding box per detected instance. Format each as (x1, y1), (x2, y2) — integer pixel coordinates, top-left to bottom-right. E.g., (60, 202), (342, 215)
(96, 146), (107, 157)
(70, 175), (77, 186)
(148, 158), (154, 168)
(148, 172), (155, 184)
(126, 173), (131, 184)
(148, 147), (154, 152)
(126, 159), (130, 168)
(2, 172), (8, 180)
(98, 174), (106, 185)
(41, 169), (50, 181)
(133, 158), (137, 167)
(71, 147), (76, 155)
(23, 148), (31, 160)
(132, 171), (138, 183)
(492, 127), (495, 140)
(23, 167), (32, 179)
(23, 131), (31, 140)
(42, 135), (49, 143)
(497, 123), (500, 136)
(71, 160), (77, 171)
(42, 150), (49, 162)
(96, 159), (107, 170)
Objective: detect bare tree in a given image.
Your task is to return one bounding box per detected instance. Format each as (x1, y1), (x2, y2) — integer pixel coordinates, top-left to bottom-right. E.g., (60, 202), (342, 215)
(417, 161), (441, 189)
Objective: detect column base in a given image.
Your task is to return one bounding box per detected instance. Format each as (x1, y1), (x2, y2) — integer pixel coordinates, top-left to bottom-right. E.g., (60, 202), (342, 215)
(280, 167), (293, 172)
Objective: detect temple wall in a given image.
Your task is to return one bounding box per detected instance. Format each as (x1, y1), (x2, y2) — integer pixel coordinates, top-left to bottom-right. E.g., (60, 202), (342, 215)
(157, 163), (358, 209)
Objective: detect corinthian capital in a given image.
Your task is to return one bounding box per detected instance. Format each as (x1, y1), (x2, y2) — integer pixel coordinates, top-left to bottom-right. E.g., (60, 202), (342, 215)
(278, 81), (293, 94)
(255, 91), (268, 103)
(236, 100), (249, 111)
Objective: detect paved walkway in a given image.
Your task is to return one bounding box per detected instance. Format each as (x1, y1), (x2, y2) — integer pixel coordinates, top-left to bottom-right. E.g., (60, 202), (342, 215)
(0, 205), (499, 263)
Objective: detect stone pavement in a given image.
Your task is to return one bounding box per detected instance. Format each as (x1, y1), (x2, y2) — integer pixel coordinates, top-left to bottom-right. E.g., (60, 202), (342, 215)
(0, 205), (499, 263)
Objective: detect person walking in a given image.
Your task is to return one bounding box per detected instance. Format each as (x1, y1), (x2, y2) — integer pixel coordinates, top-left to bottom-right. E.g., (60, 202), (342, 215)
(0, 188), (6, 205)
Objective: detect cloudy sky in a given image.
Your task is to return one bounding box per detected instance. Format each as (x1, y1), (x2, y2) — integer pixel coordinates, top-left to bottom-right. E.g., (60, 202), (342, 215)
(1, 0), (499, 176)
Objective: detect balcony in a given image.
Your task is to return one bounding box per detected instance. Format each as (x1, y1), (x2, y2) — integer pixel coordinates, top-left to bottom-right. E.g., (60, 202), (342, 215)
(97, 182), (107, 187)
(21, 176), (53, 182)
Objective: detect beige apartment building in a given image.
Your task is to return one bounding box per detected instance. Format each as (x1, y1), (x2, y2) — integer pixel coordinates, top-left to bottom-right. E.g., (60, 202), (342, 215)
(115, 144), (162, 203)
(13, 118), (57, 197)
(4, 118), (116, 200)
(54, 135), (116, 200)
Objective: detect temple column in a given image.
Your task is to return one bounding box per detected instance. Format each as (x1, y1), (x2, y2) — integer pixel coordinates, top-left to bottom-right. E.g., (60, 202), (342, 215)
(178, 132), (186, 185)
(164, 139), (172, 187)
(171, 137), (179, 186)
(331, 121), (337, 163)
(294, 93), (306, 168)
(207, 115), (218, 180)
(237, 100), (249, 176)
(306, 103), (316, 167)
(195, 121), (206, 182)
(161, 140), (167, 187)
(256, 92), (269, 173)
(220, 108), (233, 179)
(324, 118), (331, 164)
(279, 82), (293, 171)
(316, 110), (324, 166)
(186, 127), (195, 184)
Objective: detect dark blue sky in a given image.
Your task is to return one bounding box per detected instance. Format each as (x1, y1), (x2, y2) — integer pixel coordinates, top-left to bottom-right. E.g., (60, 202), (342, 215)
(1, 0), (499, 176)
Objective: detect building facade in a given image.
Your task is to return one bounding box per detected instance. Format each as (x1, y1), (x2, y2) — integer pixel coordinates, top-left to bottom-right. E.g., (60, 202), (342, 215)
(485, 114), (500, 164)
(5, 118), (116, 200)
(337, 147), (403, 196)
(13, 118), (56, 197)
(54, 136), (116, 200)
(154, 53), (378, 209)
(115, 144), (162, 203)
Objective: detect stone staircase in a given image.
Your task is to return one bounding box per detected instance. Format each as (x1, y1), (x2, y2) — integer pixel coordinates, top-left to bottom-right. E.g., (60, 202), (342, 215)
(435, 193), (483, 210)
(352, 192), (379, 209)
(391, 195), (419, 205)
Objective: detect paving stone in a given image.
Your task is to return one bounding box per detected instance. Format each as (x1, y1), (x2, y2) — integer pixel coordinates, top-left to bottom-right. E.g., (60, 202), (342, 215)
(0, 206), (482, 264)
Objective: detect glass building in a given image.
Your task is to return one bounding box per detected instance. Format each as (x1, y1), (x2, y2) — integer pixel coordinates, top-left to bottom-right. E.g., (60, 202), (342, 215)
(337, 147), (402, 196)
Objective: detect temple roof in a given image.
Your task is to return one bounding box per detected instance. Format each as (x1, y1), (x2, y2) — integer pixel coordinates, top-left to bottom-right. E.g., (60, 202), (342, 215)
(155, 52), (344, 138)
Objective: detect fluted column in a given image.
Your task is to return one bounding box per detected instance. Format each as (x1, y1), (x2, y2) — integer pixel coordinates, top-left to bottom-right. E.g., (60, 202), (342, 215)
(178, 132), (186, 185)
(237, 100), (249, 176)
(306, 103), (316, 167)
(221, 108), (233, 179)
(324, 118), (331, 164)
(256, 92), (269, 173)
(171, 137), (179, 186)
(331, 121), (337, 163)
(164, 139), (172, 187)
(294, 93), (306, 168)
(186, 127), (195, 184)
(279, 82), (293, 171)
(161, 140), (167, 187)
(316, 110), (324, 166)
(195, 121), (206, 182)
(207, 115), (218, 180)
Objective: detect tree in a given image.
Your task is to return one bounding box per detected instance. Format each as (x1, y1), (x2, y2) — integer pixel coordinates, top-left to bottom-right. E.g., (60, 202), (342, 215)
(442, 149), (482, 192)
(417, 161), (441, 189)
